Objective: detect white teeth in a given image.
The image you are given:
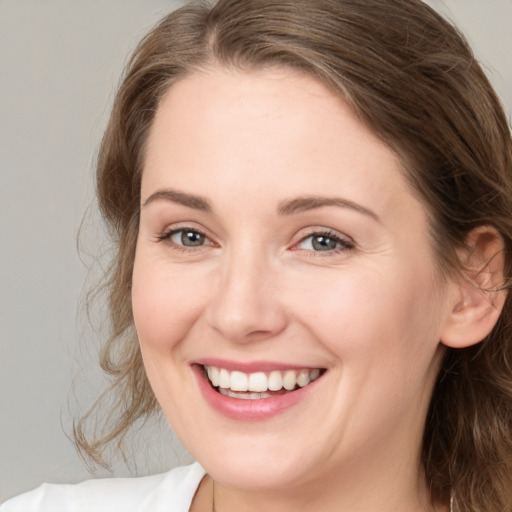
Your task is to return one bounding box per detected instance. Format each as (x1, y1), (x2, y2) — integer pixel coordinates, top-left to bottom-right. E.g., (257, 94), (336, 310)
(248, 372), (268, 392)
(310, 368), (320, 380)
(219, 389), (273, 400)
(230, 371), (248, 391)
(208, 366), (219, 387)
(283, 370), (297, 391)
(204, 366), (322, 395)
(297, 370), (311, 388)
(268, 371), (283, 391)
(219, 368), (230, 389)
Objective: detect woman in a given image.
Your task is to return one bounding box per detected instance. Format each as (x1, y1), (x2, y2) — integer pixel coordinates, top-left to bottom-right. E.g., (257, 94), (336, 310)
(3, 0), (512, 511)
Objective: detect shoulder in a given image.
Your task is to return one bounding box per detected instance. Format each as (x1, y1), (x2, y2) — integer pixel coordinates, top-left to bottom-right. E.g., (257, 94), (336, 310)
(0, 463), (205, 512)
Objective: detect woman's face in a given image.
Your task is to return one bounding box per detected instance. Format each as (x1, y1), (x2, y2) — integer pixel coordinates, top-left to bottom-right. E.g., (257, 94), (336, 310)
(133, 68), (455, 492)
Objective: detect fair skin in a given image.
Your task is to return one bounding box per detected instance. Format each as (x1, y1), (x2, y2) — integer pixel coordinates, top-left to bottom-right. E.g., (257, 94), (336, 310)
(132, 67), (470, 512)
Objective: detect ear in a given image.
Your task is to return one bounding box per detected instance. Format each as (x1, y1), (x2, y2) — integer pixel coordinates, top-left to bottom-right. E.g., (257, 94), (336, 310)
(441, 226), (507, 348)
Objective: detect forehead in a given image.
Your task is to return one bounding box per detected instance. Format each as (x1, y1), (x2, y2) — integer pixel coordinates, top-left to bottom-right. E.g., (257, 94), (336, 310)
(142, 66), (415, 219)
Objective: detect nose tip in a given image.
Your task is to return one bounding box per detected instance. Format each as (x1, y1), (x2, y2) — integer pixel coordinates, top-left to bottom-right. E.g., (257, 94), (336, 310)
(206, 260), (287, 343)
(211, 301), (286, 342)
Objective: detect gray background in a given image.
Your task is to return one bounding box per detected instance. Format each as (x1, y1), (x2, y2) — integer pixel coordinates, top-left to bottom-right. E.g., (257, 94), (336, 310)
(1, 0), (511, 503)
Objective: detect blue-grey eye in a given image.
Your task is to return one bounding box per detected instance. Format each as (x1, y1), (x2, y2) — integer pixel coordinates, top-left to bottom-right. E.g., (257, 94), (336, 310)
(297, 232), (351, 252)
(171, 230), (205, 246)
(311, 234), (339, 251)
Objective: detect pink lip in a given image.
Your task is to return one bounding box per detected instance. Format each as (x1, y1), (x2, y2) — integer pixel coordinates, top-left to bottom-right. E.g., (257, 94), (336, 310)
(191, 363), (324, 421)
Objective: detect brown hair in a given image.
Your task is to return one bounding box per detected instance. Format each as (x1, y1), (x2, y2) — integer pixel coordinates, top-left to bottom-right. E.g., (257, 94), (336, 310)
(76, 0), (512, 510)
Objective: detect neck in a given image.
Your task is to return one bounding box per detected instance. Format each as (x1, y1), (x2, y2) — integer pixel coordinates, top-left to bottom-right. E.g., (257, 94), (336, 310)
(207, 458), (446, 512)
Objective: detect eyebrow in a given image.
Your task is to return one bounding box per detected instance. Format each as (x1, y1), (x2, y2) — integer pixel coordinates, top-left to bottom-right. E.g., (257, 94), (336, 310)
(142, 188), (379, 222)
(142, 189), (212, 213)
(277, 195), (379, 221)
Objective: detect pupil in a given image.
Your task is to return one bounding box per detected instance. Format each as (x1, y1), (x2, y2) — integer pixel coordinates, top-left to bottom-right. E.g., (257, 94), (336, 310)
(312, 235), (337, 251)
(182, 231), (204, 246)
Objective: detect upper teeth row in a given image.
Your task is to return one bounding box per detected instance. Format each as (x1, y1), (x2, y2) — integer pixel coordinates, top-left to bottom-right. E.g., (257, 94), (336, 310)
(205, 366), (321, 392)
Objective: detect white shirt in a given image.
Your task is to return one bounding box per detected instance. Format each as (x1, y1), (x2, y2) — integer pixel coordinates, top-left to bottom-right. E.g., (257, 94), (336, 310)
(0, 463), (206, 512)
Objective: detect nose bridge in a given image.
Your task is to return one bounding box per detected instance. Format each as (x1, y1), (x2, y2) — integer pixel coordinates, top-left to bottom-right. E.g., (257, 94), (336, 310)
(207, 239), (286, 342)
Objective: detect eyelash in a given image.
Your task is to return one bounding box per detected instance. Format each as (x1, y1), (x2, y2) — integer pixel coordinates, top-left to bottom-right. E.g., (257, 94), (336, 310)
(156, 227), (355, 255)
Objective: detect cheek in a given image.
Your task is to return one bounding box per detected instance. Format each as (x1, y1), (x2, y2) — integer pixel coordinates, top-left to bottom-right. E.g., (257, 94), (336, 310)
(131, 255), (208, 352)
(287, 260), (443, 364)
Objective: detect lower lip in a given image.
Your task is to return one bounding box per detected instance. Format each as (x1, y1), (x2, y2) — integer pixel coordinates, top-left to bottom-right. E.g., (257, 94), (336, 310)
(192, 364), (322, 421)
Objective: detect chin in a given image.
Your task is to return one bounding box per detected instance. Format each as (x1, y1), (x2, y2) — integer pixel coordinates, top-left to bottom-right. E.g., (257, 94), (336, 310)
(180, 428), (327, 491)
(202, 453), (312, 491)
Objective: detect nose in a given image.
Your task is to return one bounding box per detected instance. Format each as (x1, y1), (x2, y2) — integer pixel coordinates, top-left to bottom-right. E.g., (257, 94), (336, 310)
(206, 248), (288, 343)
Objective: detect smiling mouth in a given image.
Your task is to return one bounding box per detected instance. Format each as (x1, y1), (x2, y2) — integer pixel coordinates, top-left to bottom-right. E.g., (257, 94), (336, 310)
(202, 365), (325, 400)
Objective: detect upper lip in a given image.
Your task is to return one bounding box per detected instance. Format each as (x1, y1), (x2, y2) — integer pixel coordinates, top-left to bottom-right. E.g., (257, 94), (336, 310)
(195, 358), (325, 373)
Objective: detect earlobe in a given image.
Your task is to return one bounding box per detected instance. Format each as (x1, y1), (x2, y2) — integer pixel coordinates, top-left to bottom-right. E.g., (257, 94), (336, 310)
(441, 226), (507, 349)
